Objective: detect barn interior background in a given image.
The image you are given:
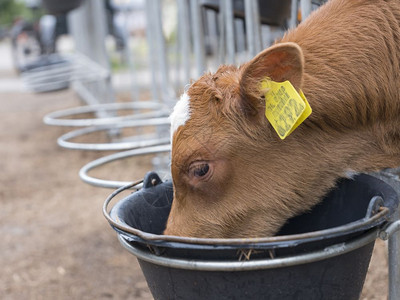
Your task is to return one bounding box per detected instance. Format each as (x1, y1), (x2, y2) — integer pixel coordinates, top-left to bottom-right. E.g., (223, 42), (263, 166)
(0, 0), (399, 299)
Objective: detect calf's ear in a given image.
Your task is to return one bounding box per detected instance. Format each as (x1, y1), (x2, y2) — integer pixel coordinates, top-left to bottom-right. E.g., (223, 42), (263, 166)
(239, 42), (304, 117)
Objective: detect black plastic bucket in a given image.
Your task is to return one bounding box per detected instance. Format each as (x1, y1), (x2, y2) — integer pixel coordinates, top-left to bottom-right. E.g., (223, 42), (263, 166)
(104, 173), (398, 300)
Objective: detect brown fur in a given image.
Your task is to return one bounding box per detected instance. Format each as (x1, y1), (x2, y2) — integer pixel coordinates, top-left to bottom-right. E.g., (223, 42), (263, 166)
(164, 0), (400, 238)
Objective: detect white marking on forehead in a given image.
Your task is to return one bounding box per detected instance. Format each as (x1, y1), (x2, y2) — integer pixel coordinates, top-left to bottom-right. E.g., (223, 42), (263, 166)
(169, 93), (191, 141)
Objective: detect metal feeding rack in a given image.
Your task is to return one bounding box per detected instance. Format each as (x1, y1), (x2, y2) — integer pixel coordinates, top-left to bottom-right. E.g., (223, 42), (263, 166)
(43, 101), (171, 173)
(43, 101), (170, 127)
(56, 117), (170, 151)
(21, 53), (110, 93)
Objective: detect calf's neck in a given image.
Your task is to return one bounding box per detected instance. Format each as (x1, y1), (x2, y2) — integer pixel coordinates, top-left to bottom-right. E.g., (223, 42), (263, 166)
(165, 0), (400, 238)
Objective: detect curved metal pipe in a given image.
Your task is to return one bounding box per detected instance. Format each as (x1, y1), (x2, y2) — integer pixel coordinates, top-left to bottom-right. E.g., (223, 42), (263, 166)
(43, 101), (171, 127)
(57, 117), (170, 151)
(103, 179), (389, 246)
(79, 144), (171, 189)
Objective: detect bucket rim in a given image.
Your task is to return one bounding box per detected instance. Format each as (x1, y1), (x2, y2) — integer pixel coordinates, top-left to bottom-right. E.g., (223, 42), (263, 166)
(103, 174), (394, 248)
(117, 228), (378, 271)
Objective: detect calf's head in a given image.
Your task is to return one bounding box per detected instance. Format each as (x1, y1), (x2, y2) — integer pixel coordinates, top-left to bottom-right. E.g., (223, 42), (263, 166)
(164, 43), (311, 238)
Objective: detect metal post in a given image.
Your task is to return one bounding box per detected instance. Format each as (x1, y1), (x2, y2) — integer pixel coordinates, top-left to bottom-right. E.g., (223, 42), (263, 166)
(152, 0), (175, 105)
(235, 19), (245, 55)
(68, 0), (110, 71)
(388, 215), (400, 300)
(190, 0), (206, 77)
(387, 174), (400, 300)
(244, 0), (261, 57)
(206, 9), (220, 67)
(223, 0), (235, 65)
(373, 171), (400, 300)
(177, 0), (191, 87)
(121, 7), (140, 102)
(244, 0), (255, 57)
(68, 0), (114, 112)
(289, 0), (298, 29)
(300, 0), (312, 21)
(251, 0), (262, 54)
(217, 3), (226, 66)
(145, 0), (160, 101)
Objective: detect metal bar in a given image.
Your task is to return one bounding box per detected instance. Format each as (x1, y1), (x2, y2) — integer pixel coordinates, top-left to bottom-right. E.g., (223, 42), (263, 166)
(235, 19), (246, 54)
(145, 0), (160, 100)
(68, 0), (109, 69)
(152, 0), (175, 104)
(217, 3), (226, 65)
(174, 9), (182, 91)
(372, 171), (400, 300)
(67, 0), (114, 106)
(251, 0), (262, 54)
(289, 0), (299, 28)
(300, 0), (312, 21)
(177, 0), (191, 86)
(121, 8), (140, 102)
(388, 178), (400, 300)
(244, 0), (255, 57)
(223, 0), (235, 65)
(388, 220), (400, 300)
(117, 229), (378, 271)
(190, 0), (206, 77)
(244, 0), (262, 57)
(206, 9), (220, 67)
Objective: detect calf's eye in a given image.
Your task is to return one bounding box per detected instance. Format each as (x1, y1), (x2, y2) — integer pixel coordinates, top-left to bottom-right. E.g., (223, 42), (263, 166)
(190, 162), (210, 178)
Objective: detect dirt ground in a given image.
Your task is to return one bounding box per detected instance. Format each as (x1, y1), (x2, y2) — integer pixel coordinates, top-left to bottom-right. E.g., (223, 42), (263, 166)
(0, 69), (390, 300)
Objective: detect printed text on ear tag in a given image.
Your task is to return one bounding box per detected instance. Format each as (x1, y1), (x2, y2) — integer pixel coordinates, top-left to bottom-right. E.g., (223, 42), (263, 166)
(261, 80), (312, 139)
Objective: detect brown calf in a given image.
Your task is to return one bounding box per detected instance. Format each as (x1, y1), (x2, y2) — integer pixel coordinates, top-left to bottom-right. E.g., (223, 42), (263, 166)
(165, 0), (400, 238)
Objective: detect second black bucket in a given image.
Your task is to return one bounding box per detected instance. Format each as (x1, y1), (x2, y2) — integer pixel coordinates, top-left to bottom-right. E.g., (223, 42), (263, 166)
(105, 173), (398, 300)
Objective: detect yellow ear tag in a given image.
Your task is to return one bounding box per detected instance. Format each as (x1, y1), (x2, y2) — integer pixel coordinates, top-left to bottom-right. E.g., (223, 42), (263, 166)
(261, 80), (312, 139)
